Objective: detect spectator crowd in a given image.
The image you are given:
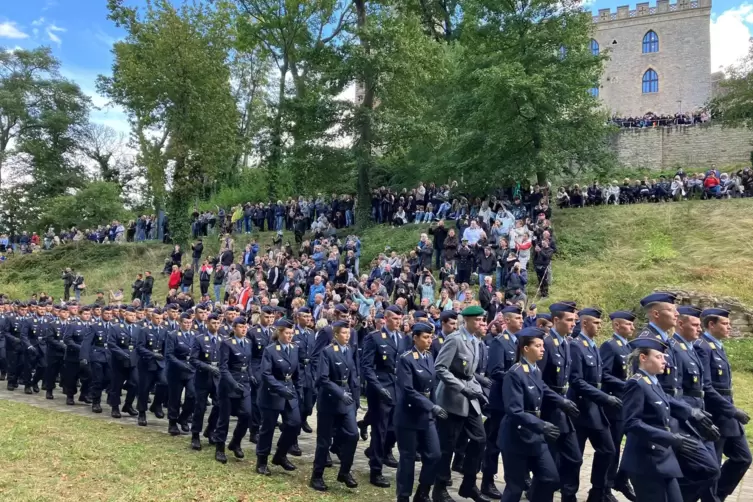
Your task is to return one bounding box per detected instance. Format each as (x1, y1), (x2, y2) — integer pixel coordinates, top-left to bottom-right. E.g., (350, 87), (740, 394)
(610, 110), (711, 128)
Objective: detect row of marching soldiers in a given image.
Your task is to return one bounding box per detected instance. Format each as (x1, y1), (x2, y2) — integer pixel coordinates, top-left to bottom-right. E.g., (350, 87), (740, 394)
(1, 293), (751, 502)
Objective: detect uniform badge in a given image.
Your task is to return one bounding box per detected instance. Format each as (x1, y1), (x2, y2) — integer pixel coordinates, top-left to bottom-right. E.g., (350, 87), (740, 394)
(680, 344), (687, 351)
(462, 360), (467, 366)
(582, 340), (588, 347)
(177, 333), (182, 337)
(413, 352), (418, 360)
(381, 333), (387, 339)
(553, 339), (559, 347)
(276, 345), (281, 351)
(334, 345), (339, 352)
(665, 368), (671, 374)
(556, 367), (561, 373)
(439, 339), (444, 344)
(718, 369), (723, 375)
(204, 336), (209, 342)
(693, 376), (698, 382)
(710, 345), (717, 350)
(642, 376), (652, 385)
(504, 334), (509, 340)
(523, 365), (529, 373)
(232, 340), (237, 345)
(383, 355), (387, 360)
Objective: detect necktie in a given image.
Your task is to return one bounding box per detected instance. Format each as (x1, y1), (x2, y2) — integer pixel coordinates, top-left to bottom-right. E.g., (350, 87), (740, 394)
(285, 345), (289, 356)
(211, 336), (216, 345)
(239, 339), (244, 349)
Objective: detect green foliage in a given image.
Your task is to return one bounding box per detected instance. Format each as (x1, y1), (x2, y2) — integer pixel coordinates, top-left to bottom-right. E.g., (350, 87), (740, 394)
(38, 182), (132, 232)
(710, 43), (753, 130)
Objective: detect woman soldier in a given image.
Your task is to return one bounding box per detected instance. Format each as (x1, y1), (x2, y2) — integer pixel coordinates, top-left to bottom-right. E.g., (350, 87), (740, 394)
(498, 327), (580, 502)
(255, 318), (302, 476)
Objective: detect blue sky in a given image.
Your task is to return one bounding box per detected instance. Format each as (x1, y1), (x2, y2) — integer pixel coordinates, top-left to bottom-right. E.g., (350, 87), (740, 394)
(2, 0), (752, 134)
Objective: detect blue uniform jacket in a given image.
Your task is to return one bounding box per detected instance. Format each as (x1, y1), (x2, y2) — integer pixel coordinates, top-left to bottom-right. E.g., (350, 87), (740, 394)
(568, 334), (611, 430)
(394, 347), (436, 430)
(219, 337), (253, 398)
(293, 325), (315, 390)
(316, 343), (358, 416)
(108, 322), (139, 368)
(259, 341), (301, 411)
(165, 330), (195, 377)
(486, 330), (518, 412)
(621, 370), (692, 478)
(537, 329), (573, 433)
(249, 324), (271, 381)
(430, 332), (449, 359)
(46, 320), (71, 357)
(361, 327), (400, 401)
(63, 321), (89, 363)
(21, 316), (49, 356)
(190, 332), (221, 389)
(136, 323), (167, 372)
(599, 334), (631, 422)
(311, 325), (359, 387)
(694, 333), (742, 438)
(80, 321), (110, 363)
(637, 324), (680, 394)
(499, 362), (564, 456)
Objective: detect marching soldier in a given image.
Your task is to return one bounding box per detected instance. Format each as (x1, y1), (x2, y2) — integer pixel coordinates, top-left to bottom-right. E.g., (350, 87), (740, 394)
(696, 307), (752, 501)
(80, 307), (112, 413)
(218, 307), (239, 339)
(361, 304), (403, 488)
(310, 320), (360, 492)
(192, 304), (208, 335)
(62, 306), (92, 405)
(165, 312), (196, 435)
(599, 311), (637, 502)
(395, 321), (445, 502)
(44, 305), (71, 399)
(293, 307), (315, 435)
(21, 303), (48, 394)
(481, 305), (523, 499)
(136, 308), (168, 426)
(0, 302), (7, 381)
(213, 317), (253, 464)
(256, 318), (301, 475)
(431, 311), (457, 362)
(568, 307), (622, 502)
(189, 313), (222, 449)
(108, 307), (140, 418)
(248, 305), (275, 443)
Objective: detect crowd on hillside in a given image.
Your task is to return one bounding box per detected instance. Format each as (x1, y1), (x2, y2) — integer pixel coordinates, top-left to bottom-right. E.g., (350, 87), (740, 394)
(610, 110), (710, 128)
(556, 167), (753, 207)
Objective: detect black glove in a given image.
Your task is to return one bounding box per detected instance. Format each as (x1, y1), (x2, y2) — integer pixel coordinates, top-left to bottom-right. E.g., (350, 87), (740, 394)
(700, 423), (721, 442)
(210, 366), (220, 376)
(477, 392), (489, 407)
(478, 375), (492, 389)
(672, 433), (701, 456)
(154, 353), (164, 361)
(461, 387), (480, 400)
(690, 408), (715, 429)
(432, 405), (448, 420)
(27, 346), (37, 355)
(733, 408), (750, 425)
(282, 388), (296, 401)
(378, 387), (394, 405)
(542, 422), (560, 441)
(341, 392), (354, 406)
(559, 399), (580, 418)
(250, 375), (258, 387)
(605, 395), (623, 409)
(80, 359), (89, 368)
(235, 382), (246, 393)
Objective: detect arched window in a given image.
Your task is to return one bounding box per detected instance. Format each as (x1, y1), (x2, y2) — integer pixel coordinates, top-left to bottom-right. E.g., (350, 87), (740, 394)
(642, 30), (659, 53)
(590, 39), (599, 56)
(642, 69), (658, 93)
(589, 87), (599, 97)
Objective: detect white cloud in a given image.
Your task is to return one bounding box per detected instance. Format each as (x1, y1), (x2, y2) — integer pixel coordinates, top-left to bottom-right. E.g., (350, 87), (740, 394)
(31, 17), (46, 27)
(46, 23), (65, 46)
(0, 21), (29, 39)
(710, 5), (753, 72)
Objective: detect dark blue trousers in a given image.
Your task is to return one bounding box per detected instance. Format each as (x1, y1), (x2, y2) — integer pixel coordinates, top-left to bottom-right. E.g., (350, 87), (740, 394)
(137, 366), (166, 413)
(606, 418), (629, 488)
(313, 410), (358, 477)
(628, 474), (682, 502)
(575, 425), (615, 491)
(547, 429), (583, 497)
(481, 411), (503, 482)
(257, 403), (301, 457)
(191, 380), (219, 435)
(166, 371), (194, 423)
(714, 434), (752, 498)
(213, 390), (251, 445)
(108, 362), (137, 408)
(396, 425), (441, 498)
(366, 394), (395, 473)
(500, 449), (559, 502)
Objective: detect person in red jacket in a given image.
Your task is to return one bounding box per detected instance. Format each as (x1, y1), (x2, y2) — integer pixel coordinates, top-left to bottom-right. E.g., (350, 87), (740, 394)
(168, 265), (182, 290)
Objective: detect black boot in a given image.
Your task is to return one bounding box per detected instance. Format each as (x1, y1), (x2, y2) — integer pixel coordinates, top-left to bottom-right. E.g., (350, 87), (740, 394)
(614, 478), (637, 502)
(370, 471), (390, 488)
(586, 489), (604, 502)
(337, 471), (358, 488)
(215, 443), (227, 464)
(0, 372), (6, 381)
(272, 452), (296, 471)
(480, 479), (501, 499)
(458, 482), (490, 502)
(111, 406), (122, 419)
(24, 385), (33, 394)
(6, 383), (14, 391)
(249, 428), (259, 444)
(65, 396), (75, 406)
(149, 404), (165, 419)
(122, 404), (138, 417)
(431, 483), (455, 502)
(324, 452), (333, 468)
(413, 483), (432, 502)
(384, 451), (398, 468)
(92, 402), (102, 413)
(204, 428), (216, 445)
(179, 421), (190, 433)
(288, 443), (302, 457)
(228, 441), (244, 459)
(168, 420), (181, 436)
(451, 454), (464, 473)
(256, 455), (271, 476)
(32, 384), (39, 393)
(41, 382), (47, 391)
(301, 419), (312, 433)
(357, 419), (368, 440)
(191, 433), (202, 451)
(138, 412), (147, 427)
(45, 390), (54, 400)
(78, 394), (92, 404)
(309, 475), (327, 492)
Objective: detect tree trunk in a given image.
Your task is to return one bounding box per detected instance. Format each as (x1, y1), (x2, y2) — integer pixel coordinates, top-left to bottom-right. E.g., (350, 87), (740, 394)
(268, 56), (289, 199)
(354, 0), (375, 228)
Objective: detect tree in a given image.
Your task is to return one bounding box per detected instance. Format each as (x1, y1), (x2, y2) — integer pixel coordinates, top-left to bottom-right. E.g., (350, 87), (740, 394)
(98, 0), (239, 244)
(710, 43), (753, 130)
(77, 123), (126, 184)
(39, 181), (130, 232)
(0, 184), (36, 236)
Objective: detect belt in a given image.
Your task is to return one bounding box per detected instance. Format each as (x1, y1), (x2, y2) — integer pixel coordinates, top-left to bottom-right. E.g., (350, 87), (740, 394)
(550, 384), (569, 395)
(284, 374), (292, 381)
(716, 388), (733, 396)
(422, 391), (430, 397)
(684, 389), (704, 398)
(210, 362), (218, 367)
(338, 379), (349, 387)
(241, 365), (248, 371)
(153, 349), (161, 354)
(525, 410), (541, 418)
(663, 387), (681, 397)
(302, 358), (310, 365)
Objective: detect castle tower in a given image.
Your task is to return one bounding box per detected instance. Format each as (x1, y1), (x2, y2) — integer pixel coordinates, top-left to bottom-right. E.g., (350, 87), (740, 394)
(592, 0), (712, 116)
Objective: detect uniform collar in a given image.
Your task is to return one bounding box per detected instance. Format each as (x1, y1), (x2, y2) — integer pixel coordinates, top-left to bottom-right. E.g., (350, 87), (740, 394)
(638, 368), (658, 385)
(703, 331), (723, 349)
(550, 328), (565, 343)
(578, 332), (596, 348)
(649, 322), (669, 342)
(504, 329), (518, 343)
(522, 357), (538, 372)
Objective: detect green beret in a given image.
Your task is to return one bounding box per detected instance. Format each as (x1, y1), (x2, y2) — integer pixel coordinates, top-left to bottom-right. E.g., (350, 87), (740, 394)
(460, 305), (485, 317)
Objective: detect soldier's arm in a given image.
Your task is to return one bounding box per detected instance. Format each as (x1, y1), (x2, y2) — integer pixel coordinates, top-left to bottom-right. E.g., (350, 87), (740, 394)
(107, 329), (128, 361)
(63, 326), (81, 351)
(696, 341), (737, 418)
(398, 354), (433, 412)
(136, 328), (154, 361)
(360, 333), (381, 391)
(599, 342), (626, 390)
(569, 344), (611, 405)
(502, 367), (547, 433)
(261, 347), (287, 396)
(623, 378), (676, 447)
(219, 341), (240, 389)
(79, 329), (93, 362)
(433, 335), (465, 393)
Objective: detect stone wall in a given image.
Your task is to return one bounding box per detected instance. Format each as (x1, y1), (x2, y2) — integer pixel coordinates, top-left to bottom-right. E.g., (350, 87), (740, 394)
(667, 289), (753, 337)
(611, 123), (753, 170)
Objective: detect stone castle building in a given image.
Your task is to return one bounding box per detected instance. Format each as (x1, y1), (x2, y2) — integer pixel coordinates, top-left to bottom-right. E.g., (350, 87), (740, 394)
(592, 0), (712, 116)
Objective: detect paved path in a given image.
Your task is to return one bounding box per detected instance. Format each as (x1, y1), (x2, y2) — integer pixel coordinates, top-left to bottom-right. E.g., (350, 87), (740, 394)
(0, 387), (751, 501)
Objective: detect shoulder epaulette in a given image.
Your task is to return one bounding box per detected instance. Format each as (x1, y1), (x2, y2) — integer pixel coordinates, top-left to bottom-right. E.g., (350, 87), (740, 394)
(630, 373), (642, 380)
(510, 362), (522, 371)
